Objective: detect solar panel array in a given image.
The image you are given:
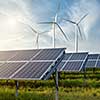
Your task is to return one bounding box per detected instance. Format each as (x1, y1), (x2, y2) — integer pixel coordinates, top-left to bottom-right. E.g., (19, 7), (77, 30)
(58, 52), (88, 72)
(0, 48), (65, 80)
(1, 47), (99, 81)
(86, 54), (100, 68)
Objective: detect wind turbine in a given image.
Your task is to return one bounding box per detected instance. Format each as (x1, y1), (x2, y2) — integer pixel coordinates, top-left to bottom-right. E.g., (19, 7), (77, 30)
(63, 13), (88, 52)
(39, 0), (69, 48)
(19, 22), (48, 49)
(35, 30), (49, 49)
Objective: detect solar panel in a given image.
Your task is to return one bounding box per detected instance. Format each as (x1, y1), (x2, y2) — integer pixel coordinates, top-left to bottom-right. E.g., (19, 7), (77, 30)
(62, 61), (83, 71)
(58, 52), (88, 72)
(0, 62), (26, 79)
(0, 48), (65, 80)
(97, 61), (100, 67)
(86, 54), (100, 68)
(32, 48), (64, 60)
(69, 53), (88, 60)
(86, 61), (96, 68)
(9, 50), (41, 61)
(11, 62), (53, 79)
(0, 51), (17, 61)
(88, 54), (99, 59)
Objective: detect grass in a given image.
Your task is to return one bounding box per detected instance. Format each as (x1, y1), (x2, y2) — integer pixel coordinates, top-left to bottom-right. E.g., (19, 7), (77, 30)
(0, 69), (100, 100)
(1, 86), (100, 100)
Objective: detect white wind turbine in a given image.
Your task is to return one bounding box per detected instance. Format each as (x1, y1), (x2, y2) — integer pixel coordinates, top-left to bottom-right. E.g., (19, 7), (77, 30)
(63, 14), (88, 52)
(19, 22), (48, 49)
(39, 0), (69, 48)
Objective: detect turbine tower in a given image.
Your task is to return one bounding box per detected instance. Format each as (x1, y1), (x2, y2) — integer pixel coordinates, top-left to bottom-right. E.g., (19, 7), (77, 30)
(35, 30), (48, 49)
(63, 14), (88, 52)
(39, 0), (69, 48)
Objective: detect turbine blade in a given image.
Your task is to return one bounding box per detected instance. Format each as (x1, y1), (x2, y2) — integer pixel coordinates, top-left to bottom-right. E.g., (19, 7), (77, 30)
(56, 0), (61, 14)
(77, 24), (83, 39)
(55, 0), (61, 22)
(55, 23), (69, 41)
(28, 25), (37, 33)
(63, 19), (76, 24)
(19, 22), (37, 34)
(77, 13), (88, 24)
(39, 31), (49, 35)
(38, 22), (54, 24)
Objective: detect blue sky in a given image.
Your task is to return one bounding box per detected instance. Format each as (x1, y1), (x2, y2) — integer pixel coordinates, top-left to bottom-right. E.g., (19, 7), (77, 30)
(0, 0), (100, 53)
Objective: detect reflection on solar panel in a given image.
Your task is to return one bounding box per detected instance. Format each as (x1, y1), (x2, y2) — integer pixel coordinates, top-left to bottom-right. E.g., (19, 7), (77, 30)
(0, 51), (17, 61)
(9, 50), (41, 61)
(0, 48), (65, 80)
(86, 54), (100, 68)
(58, 52), (88, 72)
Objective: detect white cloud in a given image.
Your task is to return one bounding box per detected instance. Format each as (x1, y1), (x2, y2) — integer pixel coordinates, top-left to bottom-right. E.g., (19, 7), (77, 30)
(0, 0), (99, 53)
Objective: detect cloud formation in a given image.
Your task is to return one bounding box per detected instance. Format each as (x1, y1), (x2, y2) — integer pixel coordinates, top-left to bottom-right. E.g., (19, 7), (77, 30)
(0, 0), (99, 53)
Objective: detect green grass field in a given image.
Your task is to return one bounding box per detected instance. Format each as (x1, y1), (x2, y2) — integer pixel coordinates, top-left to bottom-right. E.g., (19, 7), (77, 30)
(0, 69), (100, 100)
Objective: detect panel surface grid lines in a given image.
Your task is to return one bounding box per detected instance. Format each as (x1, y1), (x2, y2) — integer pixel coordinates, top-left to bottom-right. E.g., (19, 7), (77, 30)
(9, 49), (41, 61)
(0, 51), (17, 61)
(88, 54), (99, 60)
(86, 61), (96, 68)
(86, 54), (99, 68)
(63, 61), (83, 71)
(69, 53), (88, 60)
(0, 48), (64, 80)
(12, 62), (53, 79)
(32, 48), (64, 60)
(0, 62), (26, 79)
(58, 52), (88, 72)
(63, 53), (72, 60)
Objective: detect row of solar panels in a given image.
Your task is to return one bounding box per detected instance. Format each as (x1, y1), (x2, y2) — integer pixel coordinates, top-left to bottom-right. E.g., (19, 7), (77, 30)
(0, 48), (99, 81)
(58, 53), (100, 71)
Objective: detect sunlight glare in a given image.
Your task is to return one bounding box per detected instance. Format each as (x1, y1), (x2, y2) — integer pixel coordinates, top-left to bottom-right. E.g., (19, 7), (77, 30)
(7, 17), (17, 28)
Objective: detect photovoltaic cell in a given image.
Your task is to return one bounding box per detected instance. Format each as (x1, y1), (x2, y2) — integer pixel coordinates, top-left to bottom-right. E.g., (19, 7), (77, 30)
(9, 49), (41, 61)
(0, 62), (26, 79)
(12, 62), (53, 79)
(58, 52), (88, 72)
(69, 53), (88, 60)
(86, 61), (96, 68)
(0, 48), (65, 80)
(0, 51), (17, 61)
(88, 54), (99, 60)
(86, 54), (100, 68)
(63, 53), (72, 60)
(32, 48), (64, 60)
(57, 62), (65, 71)
(63, 61), (83, 71)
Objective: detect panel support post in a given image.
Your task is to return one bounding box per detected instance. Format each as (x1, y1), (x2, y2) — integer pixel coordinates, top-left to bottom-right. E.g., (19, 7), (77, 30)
(15, 80), (19, 97)
(93, 68), (95, 74)
(83, 66), (86, 87)
(55, 69), (59, 100)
